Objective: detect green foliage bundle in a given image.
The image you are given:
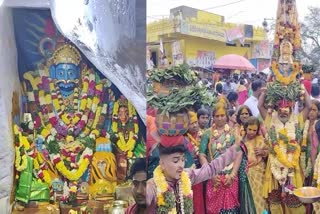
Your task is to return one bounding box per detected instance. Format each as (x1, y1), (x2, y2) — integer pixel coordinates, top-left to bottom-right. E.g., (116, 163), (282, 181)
(265, 81), (302, 106)
(149, 64), (198, 85)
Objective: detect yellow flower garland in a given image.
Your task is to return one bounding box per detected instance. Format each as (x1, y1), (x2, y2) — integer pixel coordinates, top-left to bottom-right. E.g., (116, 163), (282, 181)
(271, 61), (300, 85)
(112, 97), (139, 157)
(153, 166), (192, 213)
(273, 140), (300, 169)
(56, 158), (90, 181)
(116, 132), (136, 158)
(15, 147), (28, 172)
(187, 133), (199, 147)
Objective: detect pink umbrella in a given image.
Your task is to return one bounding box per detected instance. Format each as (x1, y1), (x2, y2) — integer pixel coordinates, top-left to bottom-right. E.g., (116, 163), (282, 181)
(213, 54), (256, 71)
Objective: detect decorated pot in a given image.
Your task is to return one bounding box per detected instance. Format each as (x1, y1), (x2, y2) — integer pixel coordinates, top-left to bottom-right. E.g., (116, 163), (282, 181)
(156, 110), (189, 136)
(108, 200), (128, 214)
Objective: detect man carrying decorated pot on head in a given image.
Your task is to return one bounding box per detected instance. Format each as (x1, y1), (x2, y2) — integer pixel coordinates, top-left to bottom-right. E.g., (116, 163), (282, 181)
(258, 0), (313, 212)
(259, 84), (311, 213)
(146, 133), (242, 213)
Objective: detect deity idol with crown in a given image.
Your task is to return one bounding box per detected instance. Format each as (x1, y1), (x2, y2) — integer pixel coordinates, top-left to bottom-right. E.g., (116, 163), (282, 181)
(14, 40), (139, 205)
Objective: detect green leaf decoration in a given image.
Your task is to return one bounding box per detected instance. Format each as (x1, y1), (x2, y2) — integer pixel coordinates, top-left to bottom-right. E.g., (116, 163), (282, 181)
(266, 81), (302, 106)
(149, 64), (198, 85)
(147, 85), (216, 114)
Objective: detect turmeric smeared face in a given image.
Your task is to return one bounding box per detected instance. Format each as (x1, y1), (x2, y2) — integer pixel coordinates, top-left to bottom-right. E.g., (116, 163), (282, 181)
(246, 124), (258, 140)
(213, 108), (227, 128)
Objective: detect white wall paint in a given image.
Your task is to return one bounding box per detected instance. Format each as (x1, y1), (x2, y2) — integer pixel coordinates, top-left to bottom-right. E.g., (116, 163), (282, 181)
(0, 6), (20, 214)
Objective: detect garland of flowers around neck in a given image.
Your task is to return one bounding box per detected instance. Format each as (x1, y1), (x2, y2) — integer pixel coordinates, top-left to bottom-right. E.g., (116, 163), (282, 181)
(313, 153), (320, 189)
(269, 126), (300, 185)
(112, 98), (139, 158)
(271, 61), (300, 85)
(300, 120), (312, 178)
(153, 166), (193, 214)
(48, 134), (94, 181)
(186, 133), (199, 155)
(209, 124), (231, 156)
(25, 66), (108, 138)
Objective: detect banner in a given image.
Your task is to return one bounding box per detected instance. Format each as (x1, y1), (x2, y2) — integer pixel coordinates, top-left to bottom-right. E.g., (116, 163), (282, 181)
(180, 21), (226, 42)
(225, 26), (244, 43)
(196, 51), (215, 69)
(171, 41), (184, 65)
(252, 40), (273, 59)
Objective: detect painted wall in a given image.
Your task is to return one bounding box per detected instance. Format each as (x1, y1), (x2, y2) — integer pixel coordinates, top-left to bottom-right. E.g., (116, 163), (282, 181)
(0, 6), (20, 214)
(184, 37), (251, 66)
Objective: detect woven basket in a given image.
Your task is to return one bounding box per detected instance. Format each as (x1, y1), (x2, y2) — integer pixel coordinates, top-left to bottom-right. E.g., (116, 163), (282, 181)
(156, 110), (189, 136)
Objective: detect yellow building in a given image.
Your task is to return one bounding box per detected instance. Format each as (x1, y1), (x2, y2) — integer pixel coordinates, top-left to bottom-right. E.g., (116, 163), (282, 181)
(147, 6), (270, 73)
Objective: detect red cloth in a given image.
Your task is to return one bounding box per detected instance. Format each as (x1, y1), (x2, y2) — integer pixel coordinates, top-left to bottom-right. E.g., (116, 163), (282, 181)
(192, 183), (205, 213)
(302, 79), (312, 95)
(125, 203), (137, 214)
(205, 176), (240, 213)
(160, 135), (185, 147)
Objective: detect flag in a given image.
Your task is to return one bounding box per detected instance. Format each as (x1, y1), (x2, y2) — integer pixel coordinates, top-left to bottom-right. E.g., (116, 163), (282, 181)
(159, 38), (164, 56)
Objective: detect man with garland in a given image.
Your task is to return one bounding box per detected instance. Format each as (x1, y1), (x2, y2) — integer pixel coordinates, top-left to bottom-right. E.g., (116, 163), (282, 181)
(146, 135), (242, 214)
(259, 86), (311, 214)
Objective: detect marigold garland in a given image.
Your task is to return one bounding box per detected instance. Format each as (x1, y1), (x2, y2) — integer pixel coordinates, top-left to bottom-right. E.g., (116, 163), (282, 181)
(271, 61), (300, 85)
(55, 157), (90, 181)
(112, 97), (139, 157)
(15, 147), (28, 172)
(314, 153), (320, 189)
(153, 166), (193, 214)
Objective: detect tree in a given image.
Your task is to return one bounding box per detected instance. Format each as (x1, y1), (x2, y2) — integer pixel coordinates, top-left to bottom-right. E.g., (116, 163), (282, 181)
(300, 7), (320, 71)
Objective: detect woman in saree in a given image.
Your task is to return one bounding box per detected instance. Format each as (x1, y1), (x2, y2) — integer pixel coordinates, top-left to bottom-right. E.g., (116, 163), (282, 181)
(235, 105), (253, 138)
(199, 101), (243, 213)
(243, 116), (268, 213)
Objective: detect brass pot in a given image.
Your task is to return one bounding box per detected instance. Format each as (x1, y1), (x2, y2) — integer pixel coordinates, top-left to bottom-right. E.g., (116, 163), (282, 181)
(108, 200), (128, 214)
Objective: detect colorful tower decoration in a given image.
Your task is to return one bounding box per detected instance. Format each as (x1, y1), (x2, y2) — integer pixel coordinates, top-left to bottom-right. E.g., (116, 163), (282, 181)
(271, 0), (302, 85)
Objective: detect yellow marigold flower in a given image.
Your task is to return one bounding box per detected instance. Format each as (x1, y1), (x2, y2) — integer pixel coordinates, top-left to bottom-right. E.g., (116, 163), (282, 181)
(45, 95), (51, 105)
(157, 194), (165, 206)
(20, 136), (30, 149)
(62, 114), (70, 124)
(86, 98), (92, 108)
(96, 84), (103, 91)
(80, 99), (87, 111)
(93, 97), (99, 105)
(72, 116), (80, 124)
(66, 135), (74, 143)
(33, 159), (40, 170)
(53, 99), (60, 109)
(83, 81), (89, 92)
(70, 186), (77, 193)
(90, 129), (99, 137)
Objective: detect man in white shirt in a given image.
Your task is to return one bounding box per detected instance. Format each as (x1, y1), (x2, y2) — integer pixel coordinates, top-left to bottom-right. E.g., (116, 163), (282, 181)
(244, 79), (264, 117)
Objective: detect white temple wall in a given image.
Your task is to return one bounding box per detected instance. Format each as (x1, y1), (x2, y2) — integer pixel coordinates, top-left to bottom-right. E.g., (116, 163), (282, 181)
(0, 6), (20, 214)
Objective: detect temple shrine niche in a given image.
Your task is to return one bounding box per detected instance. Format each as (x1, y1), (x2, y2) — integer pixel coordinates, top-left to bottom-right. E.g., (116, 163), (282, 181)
(11, 9), (145, 213)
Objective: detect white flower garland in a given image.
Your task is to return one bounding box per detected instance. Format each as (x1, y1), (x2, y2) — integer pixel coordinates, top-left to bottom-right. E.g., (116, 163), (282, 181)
(300, 120), (312, 178)
(314, 153), (320, 188)
(270, 143), (294, 185)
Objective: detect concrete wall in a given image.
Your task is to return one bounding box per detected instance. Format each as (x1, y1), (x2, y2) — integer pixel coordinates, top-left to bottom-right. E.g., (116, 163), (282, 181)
(0, 6), (20, 214)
